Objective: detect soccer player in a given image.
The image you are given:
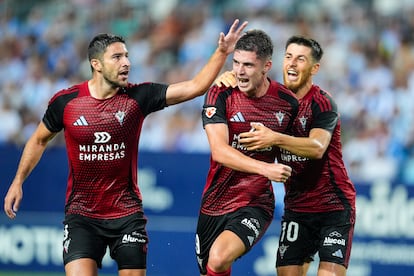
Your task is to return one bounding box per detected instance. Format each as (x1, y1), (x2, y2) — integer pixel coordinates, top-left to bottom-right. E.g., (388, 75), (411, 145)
(3, 19), (247, 276)
(237, 36), (357, 276)
(196, 30), (299, 276)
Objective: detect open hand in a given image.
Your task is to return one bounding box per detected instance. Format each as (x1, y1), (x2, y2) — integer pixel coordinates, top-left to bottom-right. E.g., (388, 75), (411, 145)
(217, 19), (248, 55)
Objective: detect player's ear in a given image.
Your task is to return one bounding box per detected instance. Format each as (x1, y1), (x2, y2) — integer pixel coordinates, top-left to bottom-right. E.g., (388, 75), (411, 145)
(91, 58), (102, 72)
(311, 62), (320, 75)
(263, 60), (272, 74)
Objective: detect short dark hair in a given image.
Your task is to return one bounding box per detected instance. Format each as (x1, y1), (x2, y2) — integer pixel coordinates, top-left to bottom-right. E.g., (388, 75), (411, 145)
(87, 33), (125, 61)
(285, 35), (323, 62)
(235, 29), (273, 60)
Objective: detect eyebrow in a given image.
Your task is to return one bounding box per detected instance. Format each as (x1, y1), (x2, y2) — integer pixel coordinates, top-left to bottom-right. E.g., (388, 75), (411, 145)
(233, 58), (255, 66)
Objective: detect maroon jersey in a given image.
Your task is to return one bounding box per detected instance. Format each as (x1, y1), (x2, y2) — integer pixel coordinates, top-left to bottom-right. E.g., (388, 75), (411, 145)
(42, 81), (168, 219)
(201, 80), (299, 216)
(277, 85), (356, 212)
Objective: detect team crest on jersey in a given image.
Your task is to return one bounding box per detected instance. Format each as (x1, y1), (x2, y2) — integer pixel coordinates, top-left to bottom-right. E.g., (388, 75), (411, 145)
(278, 243), (289, 259)
(205, 107), (217, 118)
(275, 111), (285, 125)
(115, 111), (125, 125)
(299, 116), (307, 130)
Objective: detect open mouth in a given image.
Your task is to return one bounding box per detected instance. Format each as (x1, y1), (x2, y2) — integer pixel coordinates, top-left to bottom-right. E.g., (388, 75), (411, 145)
(119, 70), (129, 79)
(286, 69), (298, 81)
(238, 78), (249, 83)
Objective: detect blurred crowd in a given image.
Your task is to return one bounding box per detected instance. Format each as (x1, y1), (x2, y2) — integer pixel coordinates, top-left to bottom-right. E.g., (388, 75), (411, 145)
(1, 0), (414, 184)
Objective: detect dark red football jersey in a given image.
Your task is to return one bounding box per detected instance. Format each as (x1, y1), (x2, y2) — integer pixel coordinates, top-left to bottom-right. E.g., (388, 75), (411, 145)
(277, 85), (356, 212)
(201, 80), (299, 216)
(42, 81), (168, 219)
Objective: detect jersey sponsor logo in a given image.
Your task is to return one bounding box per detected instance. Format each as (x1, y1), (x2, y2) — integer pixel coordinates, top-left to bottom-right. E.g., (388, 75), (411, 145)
(230, 111), (245, 122)
(232, 132), (272, 152)
(79, 143), (125, 152)
(73, 115), (88, 126)
(329, 231), (343, 238)
(79, 142), (126, 161)
(241, 217), (260, 238)
(205, 107), (217, 118)
(232, 134), (248, 151)
(121, 234), (146, 244)
(323, 236), (346, 246)
(279, 148), (308, 162)
(324, 231), (346, 246)
(94, 132), (111, 143)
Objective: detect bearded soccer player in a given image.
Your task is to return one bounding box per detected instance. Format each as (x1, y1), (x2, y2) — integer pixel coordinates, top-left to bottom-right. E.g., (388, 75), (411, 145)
(3, 19), (247, 276)
(238, 36), (356, 276)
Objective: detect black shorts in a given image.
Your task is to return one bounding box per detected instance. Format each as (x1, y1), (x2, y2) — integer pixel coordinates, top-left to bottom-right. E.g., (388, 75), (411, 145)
(276, 209), (355, 268)
(195, 206), (273, 274)
(62, 213), (148, 270)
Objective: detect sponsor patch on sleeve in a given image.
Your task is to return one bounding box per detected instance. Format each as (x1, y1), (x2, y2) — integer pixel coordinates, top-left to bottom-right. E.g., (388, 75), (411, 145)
(205, 107), (217, 118)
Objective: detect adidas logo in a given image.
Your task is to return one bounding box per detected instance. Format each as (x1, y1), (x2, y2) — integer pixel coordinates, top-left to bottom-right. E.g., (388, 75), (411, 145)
(332, 249), (343, 258)
(230, 112), (245, 122)
(73, 116), (88, 126)
(247, 236), (255, 246)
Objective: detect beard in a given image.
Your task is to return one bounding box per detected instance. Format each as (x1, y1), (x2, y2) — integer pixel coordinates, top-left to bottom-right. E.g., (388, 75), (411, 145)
(103, 74), (127, 88)
(284, 73), (310, 94)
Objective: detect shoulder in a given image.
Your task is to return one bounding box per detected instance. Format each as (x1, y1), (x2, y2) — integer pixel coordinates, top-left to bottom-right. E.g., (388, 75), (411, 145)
(270, 80), (296, 97)
(205, 85), (234, 105)
(310, 85), (337, 111)
(124, 82), (168, 96)
(125, 82), (168, 90)
(49, 83), (83, 105)
(269, 80), (299, 106)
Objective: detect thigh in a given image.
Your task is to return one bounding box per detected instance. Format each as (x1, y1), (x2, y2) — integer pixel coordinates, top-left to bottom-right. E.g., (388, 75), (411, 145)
(63, 215), (107, 268)
(318, 209), (355, 268)
(108, 213), (149, 270)
(65, 258), (98, 276)
(195, 207), (272, 274)
(225, 206), (273, 253)
(276, 211), (318, 267)
(195, 213), (226, 275)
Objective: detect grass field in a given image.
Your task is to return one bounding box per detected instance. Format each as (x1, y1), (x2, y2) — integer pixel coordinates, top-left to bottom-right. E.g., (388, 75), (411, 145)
(0, 273), (114, 276)
(0, 273), (65, 276)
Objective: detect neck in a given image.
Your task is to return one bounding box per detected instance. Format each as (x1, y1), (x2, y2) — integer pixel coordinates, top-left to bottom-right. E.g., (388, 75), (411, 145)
(295, 80), (313, 99)
(88, 78), (119, 99)
(255, 77), (269, 98)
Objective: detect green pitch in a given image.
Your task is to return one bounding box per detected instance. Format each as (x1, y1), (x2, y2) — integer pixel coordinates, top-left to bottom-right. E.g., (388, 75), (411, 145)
(0, 273), (114, 276)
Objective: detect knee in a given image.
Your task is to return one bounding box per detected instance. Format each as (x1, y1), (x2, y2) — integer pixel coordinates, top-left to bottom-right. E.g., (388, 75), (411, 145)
(207, 250), (232, 272)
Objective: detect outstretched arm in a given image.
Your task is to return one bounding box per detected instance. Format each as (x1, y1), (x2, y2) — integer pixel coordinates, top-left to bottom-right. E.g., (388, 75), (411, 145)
(239, 122), (331, 159)
(4, 122), (56, 219)
(206, 123), (291, 182)
(166, 19), (248, 105)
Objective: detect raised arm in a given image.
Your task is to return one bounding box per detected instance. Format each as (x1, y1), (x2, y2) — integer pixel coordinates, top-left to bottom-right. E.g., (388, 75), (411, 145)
(4, 122), (57, 219)
(239, 122), (331, 159)
(165, 19), (248, 105)
(205, 123), (291, 182)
